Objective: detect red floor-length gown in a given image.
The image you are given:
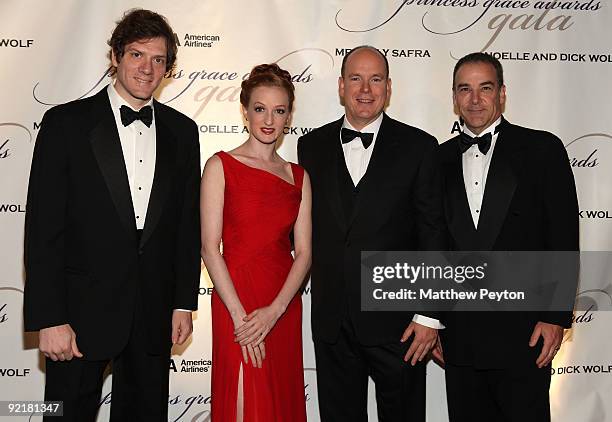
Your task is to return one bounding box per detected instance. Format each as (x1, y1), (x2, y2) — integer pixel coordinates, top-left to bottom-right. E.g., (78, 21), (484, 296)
(211, 151), (306, 422)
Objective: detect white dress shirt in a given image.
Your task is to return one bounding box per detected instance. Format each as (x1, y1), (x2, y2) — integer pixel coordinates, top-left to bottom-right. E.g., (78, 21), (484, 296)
(461, 116), (502, 228)
(340, 114), (442, 329)
(107, 84), (156, 230)
(108, 85), (191, 313)
(341, 114), (383, 186)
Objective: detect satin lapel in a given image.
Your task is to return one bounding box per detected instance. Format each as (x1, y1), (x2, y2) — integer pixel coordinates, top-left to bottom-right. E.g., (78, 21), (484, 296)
(443, 143), (478, 249)
(476, 124), (517, 250)
(347, 114), (395, 231)
(89, 91), (137, 241)
(324, 119), (348, 233)
(140, 105), (175, 248)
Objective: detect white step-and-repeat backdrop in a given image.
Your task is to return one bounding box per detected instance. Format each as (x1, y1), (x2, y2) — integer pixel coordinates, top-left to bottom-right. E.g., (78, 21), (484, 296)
(1, 1), (611, 421)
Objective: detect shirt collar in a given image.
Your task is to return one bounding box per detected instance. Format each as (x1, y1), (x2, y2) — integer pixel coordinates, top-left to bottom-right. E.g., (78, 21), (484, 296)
(342, 113), (384, 134)
(463, 115), (502, 138)
(107, 82), (154, 113)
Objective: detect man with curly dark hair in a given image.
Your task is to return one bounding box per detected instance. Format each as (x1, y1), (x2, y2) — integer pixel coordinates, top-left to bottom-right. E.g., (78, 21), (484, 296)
(24, 9), (200, 421)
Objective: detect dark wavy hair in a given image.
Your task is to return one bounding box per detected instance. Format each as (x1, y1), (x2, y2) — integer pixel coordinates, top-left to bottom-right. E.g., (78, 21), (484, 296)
(453, 52), (504, 90)
(108, 9), (178, 75)
(240, 64), (296, 111)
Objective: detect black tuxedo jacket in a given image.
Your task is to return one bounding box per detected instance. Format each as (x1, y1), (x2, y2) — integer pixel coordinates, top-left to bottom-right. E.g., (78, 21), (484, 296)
(298, 113), (447, 346)
(24, 87), (201, 360)
(438, 118), (579, 368)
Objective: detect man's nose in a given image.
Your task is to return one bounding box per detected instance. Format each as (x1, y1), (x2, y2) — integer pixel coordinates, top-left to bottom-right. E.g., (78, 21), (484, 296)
(140, 60), (153, 74)
(470, 91), (480, 104)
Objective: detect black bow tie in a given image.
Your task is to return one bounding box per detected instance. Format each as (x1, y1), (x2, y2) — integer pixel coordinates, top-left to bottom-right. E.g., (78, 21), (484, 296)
(459, 132), (492, 154)
(120, 105), (153, 127)
(459, 124), (501, 155)
(341, 128), (374, 149)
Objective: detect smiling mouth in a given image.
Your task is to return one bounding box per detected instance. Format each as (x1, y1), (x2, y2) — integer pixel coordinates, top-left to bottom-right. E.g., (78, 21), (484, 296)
(356, 98), (374, 104)
(261, 128), (274, 135)
(135, 77), (152, 84)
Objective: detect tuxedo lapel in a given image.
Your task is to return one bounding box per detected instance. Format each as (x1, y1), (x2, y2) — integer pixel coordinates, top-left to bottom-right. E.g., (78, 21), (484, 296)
(443, 143), (478, 249)
(322, 118), (349, 233)
(89, 90), (137, 242)
(140, 103), (175, 248)
(475, 121), (517, 250)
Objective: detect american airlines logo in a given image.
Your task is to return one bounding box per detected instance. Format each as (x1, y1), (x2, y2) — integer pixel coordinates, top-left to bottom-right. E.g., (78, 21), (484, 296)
(174, 32), (220, 48)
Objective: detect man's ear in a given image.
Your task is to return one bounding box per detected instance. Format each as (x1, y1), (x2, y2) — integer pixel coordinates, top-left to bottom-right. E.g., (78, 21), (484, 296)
(338, 76), (345, 106)
(111, 50), (120, 68)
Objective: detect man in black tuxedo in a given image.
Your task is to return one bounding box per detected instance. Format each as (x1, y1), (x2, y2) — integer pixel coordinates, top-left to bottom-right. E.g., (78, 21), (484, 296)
(435, 52), (579, 421)
(23, 9), (201, 421)
(298, 46), (446, 421)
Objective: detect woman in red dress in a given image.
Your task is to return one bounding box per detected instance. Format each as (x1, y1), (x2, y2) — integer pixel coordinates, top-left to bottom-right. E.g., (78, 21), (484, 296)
(201, 64), (311, 422)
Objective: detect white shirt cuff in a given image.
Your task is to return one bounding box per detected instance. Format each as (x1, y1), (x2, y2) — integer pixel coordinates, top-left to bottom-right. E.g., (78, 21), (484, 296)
(174, 309), (193, 312)
(412, 314), (445, 329)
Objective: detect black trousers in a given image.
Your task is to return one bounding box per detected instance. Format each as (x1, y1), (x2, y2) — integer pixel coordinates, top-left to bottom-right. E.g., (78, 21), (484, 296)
(43, 281), (171, 422)
(314, 317), (426, 422)
(445, 363), (551, 422)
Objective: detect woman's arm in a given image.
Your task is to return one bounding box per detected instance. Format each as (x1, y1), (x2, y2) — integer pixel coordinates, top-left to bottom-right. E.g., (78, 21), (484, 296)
(200, 155), (263, 367)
